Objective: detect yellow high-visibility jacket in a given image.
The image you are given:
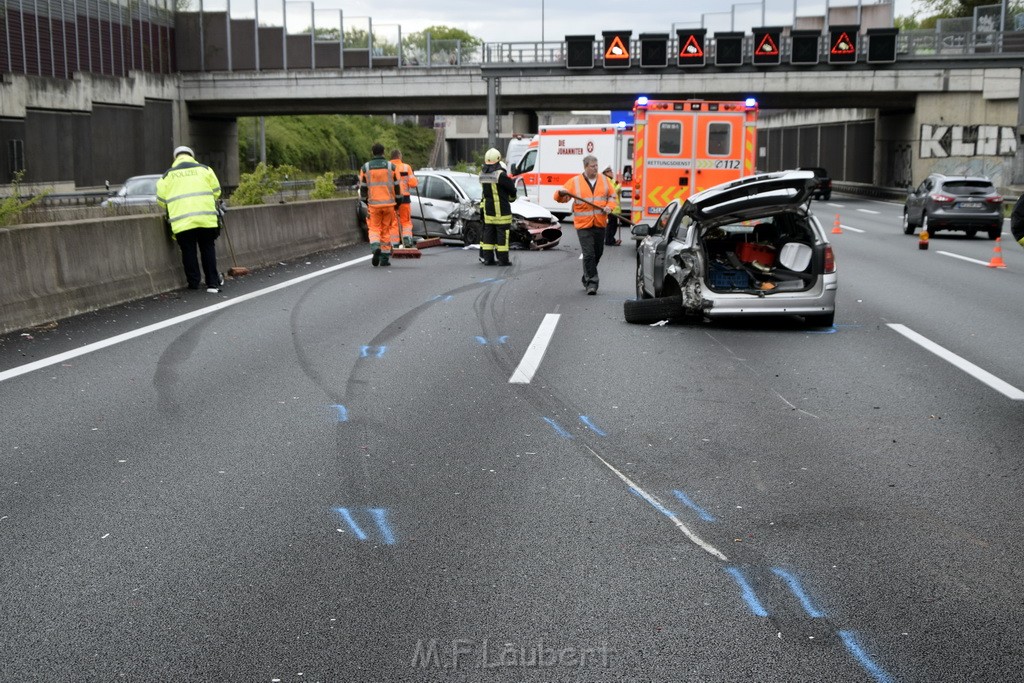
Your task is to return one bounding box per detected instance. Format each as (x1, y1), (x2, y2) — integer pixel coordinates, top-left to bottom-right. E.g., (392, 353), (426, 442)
(156, 155), (222, 237)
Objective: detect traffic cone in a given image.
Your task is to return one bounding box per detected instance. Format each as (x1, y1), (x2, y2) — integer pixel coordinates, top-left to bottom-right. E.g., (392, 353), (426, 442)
(918, 228), (929, 250)
(987, 237), (1007, 268)
(831, 214), (843, 234)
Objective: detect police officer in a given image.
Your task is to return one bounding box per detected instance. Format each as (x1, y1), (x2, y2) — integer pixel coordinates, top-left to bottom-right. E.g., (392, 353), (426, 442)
(478, 148), (517, 266)
(156, 145), (224, 292)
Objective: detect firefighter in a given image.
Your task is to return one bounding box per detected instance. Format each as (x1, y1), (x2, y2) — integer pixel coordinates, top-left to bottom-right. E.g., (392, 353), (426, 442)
(602, 165), (622, 246)
(478, 148), (517, 266)
(359, 142), (402, 267)
(390, 149), (418, 248)
(156, 145), (224, 292)
(555, 155), (615, 294)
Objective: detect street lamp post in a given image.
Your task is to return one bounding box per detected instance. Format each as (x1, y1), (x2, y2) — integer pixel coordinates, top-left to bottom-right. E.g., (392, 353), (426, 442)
(701, 11), (731, 29)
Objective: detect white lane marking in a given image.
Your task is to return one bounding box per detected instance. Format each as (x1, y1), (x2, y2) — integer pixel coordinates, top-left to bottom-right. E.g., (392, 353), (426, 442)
(509, 313), (560, 384)
(888, 324), (1024, 400)
(937, 251), (990, 266)
(584, 444), (728, 562)
(839, 225), (865, 233)
(825, 202), (844, 208)
(0, 255), (372, 384)
(856, 209), (880, 215)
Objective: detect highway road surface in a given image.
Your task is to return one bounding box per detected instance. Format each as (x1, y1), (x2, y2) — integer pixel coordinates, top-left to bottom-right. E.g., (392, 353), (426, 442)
(1, 195), (1023, 682)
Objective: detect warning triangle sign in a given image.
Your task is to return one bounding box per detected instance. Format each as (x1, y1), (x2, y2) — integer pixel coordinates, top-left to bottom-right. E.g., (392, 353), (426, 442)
(755, 33), (778, 55)
(831, 32), (855, 54)
(679, 34), (704, 58)
(605, 35), (630, 59)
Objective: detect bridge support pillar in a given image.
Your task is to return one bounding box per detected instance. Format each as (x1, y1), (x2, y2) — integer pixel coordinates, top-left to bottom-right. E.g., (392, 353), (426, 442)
(485, 75), (501, 150)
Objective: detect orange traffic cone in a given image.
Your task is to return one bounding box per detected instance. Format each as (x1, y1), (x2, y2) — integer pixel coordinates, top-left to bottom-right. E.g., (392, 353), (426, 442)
(918, 228), (929, 250)
(987, 237), (1007, 268)
(831, 214), (843, 234)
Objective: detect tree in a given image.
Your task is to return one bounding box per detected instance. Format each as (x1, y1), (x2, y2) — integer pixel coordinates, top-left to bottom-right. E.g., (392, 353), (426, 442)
(405, 26), (482, 65)
(343, 28), (397, 56)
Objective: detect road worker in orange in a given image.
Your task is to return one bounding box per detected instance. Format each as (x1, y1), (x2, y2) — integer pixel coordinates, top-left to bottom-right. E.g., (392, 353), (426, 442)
(359, 142), (402, 267)
(390, 149), (418, 248)
(554, 154), (616, 294)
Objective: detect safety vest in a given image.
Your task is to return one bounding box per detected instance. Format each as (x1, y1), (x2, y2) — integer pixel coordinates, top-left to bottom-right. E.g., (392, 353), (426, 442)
(360, 157), (399, 207)
(560, 173), (614, 229)
(394, 161), (417, 204)
(479, 166), (514, 225)
(606, 176), (621, 213)
(155, 155), (222, 236)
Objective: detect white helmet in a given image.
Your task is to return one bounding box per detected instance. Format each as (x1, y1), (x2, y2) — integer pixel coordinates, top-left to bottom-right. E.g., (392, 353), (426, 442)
(484, 148), (501, 164)
(173, 145), (194, 158)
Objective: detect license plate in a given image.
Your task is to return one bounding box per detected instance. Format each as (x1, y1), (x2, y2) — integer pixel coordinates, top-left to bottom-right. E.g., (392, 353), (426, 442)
(958, 202), (983, 209)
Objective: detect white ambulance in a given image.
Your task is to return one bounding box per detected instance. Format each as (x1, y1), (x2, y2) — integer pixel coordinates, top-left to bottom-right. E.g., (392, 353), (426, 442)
(509, 124), (633, 218)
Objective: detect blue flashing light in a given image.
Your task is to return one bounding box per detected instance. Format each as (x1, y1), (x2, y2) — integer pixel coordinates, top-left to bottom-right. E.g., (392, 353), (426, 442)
(635, 96), (649, 108)
(745, 97), (758, 108)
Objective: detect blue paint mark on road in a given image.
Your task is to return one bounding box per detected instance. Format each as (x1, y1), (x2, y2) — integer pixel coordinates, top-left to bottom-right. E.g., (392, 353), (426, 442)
(479, 277), (497, 283)
(805, 327), (837, 334)
(578, 415), (607, 436)
(542, 417), (573, 439)
(629, 486), (676, 520)
(497, 335), (509, 344)
(476, 336), (510, 345)
(428, 294), (454, 302)
(333, 507), (368, 540)
(369, 508), (396, 545)
(475, 336), (488, 345)
(332, 405), (349, 422)
(771, 567), (824, 618)
(839, 631), (893, 683)
(360, 345), (388, 358)
(725, 567), (768, 617)
(672, 489), (716, 522)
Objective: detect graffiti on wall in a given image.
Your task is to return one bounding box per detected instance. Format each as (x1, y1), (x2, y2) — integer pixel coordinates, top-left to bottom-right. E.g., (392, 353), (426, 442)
(919, 124), (1016, 158)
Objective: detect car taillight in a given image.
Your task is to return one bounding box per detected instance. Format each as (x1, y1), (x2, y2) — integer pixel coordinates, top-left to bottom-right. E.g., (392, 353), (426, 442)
(824, 245), (836, 273)
(932, 194), (955, 203)
(986, 195), (1003, 204)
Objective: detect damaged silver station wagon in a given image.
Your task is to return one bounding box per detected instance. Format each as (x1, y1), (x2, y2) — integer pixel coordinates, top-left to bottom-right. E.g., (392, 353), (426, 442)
(625, 170), (838, 327)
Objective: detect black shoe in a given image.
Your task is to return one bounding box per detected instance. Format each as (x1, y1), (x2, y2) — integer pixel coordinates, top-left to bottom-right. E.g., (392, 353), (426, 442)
(479, 258), (496, 266)
(496, 254), (512, 266)
(187, 283), (201, 290)
(371, 249), (381, 267)
(586, 283), (598, 295)
(379, 254), (391, 267)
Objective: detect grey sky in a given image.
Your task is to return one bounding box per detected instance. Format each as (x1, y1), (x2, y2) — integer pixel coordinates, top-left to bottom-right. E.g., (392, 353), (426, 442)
(320, 0), (917, 44)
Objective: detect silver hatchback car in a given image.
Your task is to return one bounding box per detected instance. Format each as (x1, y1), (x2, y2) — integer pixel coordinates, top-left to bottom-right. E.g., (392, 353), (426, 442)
(902, 174), (1003, 239)
(626, 170), (838, 327)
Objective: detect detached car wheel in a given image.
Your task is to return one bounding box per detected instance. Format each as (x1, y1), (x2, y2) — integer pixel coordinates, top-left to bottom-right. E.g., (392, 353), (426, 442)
(623, 296), (683, 325)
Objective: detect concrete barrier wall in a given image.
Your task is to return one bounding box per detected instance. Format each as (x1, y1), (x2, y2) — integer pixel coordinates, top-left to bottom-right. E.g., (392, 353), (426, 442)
(0, 197), (363, 335)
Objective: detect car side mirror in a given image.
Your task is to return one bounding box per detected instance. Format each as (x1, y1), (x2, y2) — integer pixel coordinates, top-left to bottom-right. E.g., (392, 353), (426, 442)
(631, 224), (653, 238)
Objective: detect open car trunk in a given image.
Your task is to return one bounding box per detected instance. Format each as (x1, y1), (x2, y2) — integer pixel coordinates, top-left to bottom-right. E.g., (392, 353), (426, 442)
(699, 212), (822, 294)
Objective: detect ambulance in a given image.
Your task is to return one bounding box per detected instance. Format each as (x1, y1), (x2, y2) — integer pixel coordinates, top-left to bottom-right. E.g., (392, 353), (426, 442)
(630, 98), (758, 225)
(509, 123), (633, 217)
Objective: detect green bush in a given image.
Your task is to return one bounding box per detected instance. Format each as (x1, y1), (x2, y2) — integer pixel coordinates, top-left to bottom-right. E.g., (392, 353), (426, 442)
(229, 163), (300, 206)
(310, 172), (338, 199)
(0, 172), (48, 226)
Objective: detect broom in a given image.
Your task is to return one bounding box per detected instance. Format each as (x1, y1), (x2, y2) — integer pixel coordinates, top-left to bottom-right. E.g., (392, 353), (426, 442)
(218, 205), (250, 276)
(390, 204), (422, 259)
(414, 189), (443, 249)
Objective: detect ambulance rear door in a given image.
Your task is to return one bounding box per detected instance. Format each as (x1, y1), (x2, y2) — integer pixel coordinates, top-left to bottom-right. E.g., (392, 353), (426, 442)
(636, 109), (696, 220)
(691, 109), (750, 194)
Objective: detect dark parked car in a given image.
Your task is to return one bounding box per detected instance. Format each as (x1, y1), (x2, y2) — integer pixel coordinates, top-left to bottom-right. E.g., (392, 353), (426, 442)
(798, 167), (832, 200)
(626, 170), (837, 327)
(903, 173), (1003, 239)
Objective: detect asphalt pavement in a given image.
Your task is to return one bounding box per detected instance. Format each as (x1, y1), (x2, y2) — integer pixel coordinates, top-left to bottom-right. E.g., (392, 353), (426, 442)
(1, 200), (1023, 682)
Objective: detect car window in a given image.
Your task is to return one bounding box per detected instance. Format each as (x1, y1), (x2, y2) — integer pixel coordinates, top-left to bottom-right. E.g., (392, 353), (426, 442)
(423, 177), (460, 203)
(451, 175), (483, 202)
(658, 121), (682, 155)
(517, 149), (537, 174)
(707, 123), (731, 156)
(126, 177), (158, 196)
(941, 180), (994, 194)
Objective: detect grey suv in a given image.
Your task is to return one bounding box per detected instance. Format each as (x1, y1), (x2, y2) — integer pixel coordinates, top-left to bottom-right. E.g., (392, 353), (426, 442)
(903, 174), (1003, 239)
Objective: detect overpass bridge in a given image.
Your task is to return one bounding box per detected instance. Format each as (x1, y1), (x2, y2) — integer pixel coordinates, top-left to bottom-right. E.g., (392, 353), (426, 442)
(3, 24), (1023, 191)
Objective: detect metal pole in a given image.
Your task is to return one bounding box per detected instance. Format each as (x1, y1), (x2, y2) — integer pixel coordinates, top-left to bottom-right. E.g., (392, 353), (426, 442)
(486, 75), (498, 149)
(253, 0), (259, 70)
(225, 0), (232, 71)
(367, 16), (372, 69)
(541, 0), (544, 45)
(339, 10), (344, 69)
(199, 0), (204, 71)
(280, 0), (286, 71)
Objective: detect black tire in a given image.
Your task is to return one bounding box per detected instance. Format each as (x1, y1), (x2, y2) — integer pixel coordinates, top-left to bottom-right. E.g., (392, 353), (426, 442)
(966, 229), (978, 239)
(823, 192), (831, 201)
(988, 228), (1001, 240)
(462, 221), (481, 246)
(805, 311), (835, 328)
(624, 296), (683, 325)
(902, 209), (915, 235)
